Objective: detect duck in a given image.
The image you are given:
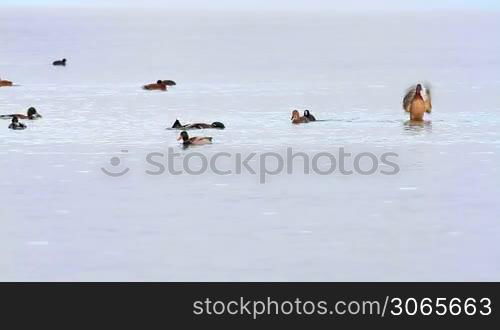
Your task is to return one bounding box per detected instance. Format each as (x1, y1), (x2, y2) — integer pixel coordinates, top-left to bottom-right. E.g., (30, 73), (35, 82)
(177, 131), (213, 146)
(162, 80), (176, 86)
(143, 80), (167, 91)
(171, 119), (225, 129)
(0, 107), (42, 120)
(0, 76), (14, 87)
(52, 58), (67, 66)
(291, 110), (309, 124)
(8, 117), (27, 130)
(303, 110), (316, 121)
(403, 83), (432, 121)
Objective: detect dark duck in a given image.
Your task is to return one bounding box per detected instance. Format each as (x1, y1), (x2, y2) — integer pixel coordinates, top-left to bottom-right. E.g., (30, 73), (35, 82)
(8, 117), (27, 130)
(171, 119), (225, 129)
(52, 58), (67, 66)
(303, 110), (316, 121)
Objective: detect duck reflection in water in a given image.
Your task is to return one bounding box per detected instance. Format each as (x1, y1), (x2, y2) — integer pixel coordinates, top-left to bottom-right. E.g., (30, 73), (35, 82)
(403, 119), (432, 134)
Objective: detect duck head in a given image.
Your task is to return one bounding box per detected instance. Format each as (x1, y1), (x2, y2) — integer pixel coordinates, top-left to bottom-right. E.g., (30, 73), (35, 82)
(211, 122), (225, 129)
(291, 110), (300, 120)
(27, 107), (40, 119)
(62, 58), (67, 63)
(177, 131), (189, 142)
(156, 80), (163, 85)
(304, 110), (311, 117)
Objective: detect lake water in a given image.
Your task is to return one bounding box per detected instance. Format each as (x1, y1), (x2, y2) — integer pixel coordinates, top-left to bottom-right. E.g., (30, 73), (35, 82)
(1, 8), (499, 281)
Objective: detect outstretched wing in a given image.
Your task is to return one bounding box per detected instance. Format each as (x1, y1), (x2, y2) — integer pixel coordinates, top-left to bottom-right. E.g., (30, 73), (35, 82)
(423, 84), (432, 113)
(163, 80), (176, 86)
(403, 85), (416, 112)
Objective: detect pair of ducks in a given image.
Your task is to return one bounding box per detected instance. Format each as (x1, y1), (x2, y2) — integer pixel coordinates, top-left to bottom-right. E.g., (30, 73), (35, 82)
(2, 107), (43, 130)
(291, 110), (317, 124)
(171, 119), (225, 146)
(143, 80), (177, 91)
(175, 110), (318, 146)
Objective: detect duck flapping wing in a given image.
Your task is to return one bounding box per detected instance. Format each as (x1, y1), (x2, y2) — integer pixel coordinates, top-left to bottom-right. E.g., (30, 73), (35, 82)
(423, 84), (432, 113)
(403, 85), (417, 112)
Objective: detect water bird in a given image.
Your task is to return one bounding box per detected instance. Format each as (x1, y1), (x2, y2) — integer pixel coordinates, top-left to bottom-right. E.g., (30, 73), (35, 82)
(291, 110), (309, 124)
(0, 76), (14, 87)
(0, 107), (42, 120)
(8, 117), (27, 130)
(143, 80), (167, 91)
(403, 83), (432, 121)
(52, 58), (67, 66)
(303, 110), (316, 121)
(171, 119), (225, 129)
(177, 131), (213, 146)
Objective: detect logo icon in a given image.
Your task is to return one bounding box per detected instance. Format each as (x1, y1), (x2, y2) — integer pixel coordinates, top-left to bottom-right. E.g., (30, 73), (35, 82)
(101, 150), (130, 177)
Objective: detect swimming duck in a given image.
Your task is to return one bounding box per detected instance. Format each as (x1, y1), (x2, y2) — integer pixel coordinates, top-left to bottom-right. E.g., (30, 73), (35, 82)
(162, 80), (176, 86)
(143, 80), (167, 91)
(291, 110), (309, 124)
(403, 83), (432, 121)
(0, 76), (14, 87)
(8, 117), (27, 130)
(52, 58), (67, 66)
(303, 110), (316, 121)
(177, 131), (213, 146)
(0, 107), (42, 120)
(171, 119), (225, 129)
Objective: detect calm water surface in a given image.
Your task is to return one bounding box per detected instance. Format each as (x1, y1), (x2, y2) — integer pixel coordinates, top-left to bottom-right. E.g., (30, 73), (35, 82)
(0, 9), (499, 280)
